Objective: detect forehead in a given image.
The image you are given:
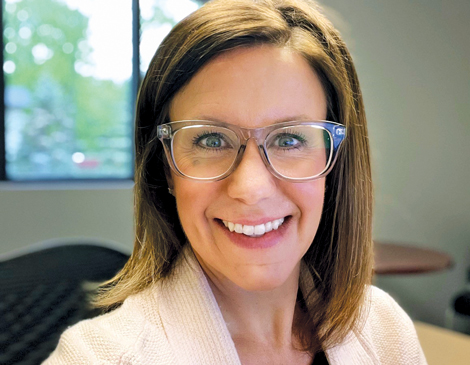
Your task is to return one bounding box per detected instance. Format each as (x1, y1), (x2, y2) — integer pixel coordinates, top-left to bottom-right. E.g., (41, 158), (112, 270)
(169, 45), (327, 127)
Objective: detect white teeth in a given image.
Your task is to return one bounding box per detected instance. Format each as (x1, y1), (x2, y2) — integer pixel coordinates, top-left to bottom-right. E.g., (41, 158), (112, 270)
(222, 217), (286, 237)
(234, 223), (243, 233)
(254, 224), (265, 235)
(242, 225), (254, 235)
(265, 221), (272, 232)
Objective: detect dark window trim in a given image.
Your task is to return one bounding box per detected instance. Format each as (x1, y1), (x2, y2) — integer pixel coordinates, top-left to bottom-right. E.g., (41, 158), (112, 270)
(131, 0), (140, 181)
(0, 1), (6, 180)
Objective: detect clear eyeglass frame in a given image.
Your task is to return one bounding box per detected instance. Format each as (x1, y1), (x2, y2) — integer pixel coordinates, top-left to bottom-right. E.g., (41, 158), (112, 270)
(157, 120), (346, 183)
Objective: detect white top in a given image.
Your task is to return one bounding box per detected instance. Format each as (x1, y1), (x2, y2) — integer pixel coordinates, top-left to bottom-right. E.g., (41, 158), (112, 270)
(44, 247), (427, 364)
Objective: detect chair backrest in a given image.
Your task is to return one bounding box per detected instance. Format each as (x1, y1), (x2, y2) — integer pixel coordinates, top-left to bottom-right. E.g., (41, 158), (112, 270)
(0, 239), (130, 365)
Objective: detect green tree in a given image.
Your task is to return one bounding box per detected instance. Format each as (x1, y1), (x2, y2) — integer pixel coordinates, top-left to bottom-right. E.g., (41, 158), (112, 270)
(4, 0), (131, 179)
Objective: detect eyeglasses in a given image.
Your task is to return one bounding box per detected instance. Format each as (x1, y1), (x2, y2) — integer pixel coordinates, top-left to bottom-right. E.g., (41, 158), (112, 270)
(157, 120), (346, 183)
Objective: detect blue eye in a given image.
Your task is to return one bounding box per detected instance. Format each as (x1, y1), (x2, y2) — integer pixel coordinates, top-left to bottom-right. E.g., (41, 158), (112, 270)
(277, 135), (299, 148)
(204, 135), (223, 148)
(273, 133), (307, 149)
(192, 131), (231, 150)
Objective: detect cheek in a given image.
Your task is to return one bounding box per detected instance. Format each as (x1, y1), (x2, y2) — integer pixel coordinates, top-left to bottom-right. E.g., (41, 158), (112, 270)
(173, 176), (215, 238)
(290, 180), (325, 233)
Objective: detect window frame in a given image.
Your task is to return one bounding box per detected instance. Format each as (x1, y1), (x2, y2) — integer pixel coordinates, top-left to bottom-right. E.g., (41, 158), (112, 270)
(0, 1), (6, 181)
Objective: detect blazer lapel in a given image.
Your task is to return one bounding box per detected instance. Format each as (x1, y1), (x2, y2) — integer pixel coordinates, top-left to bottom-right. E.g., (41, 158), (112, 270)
(325, 331), (378, 365)
(299, 262), (378, 365)
(157, 246), (241, 365)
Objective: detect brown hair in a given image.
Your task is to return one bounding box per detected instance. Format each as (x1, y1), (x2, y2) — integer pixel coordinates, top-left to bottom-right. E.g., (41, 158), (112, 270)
(95, 0), (373, 355)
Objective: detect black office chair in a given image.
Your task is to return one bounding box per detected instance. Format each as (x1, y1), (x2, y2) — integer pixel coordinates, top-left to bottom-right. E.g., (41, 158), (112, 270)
(0, 239), (130, 365)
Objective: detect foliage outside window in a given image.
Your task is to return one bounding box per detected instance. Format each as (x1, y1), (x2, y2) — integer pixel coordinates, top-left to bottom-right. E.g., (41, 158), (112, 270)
(2, 0), (200, 181)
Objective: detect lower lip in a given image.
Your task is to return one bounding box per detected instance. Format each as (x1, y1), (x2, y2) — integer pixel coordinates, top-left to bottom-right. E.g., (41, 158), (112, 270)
(216, 217), (291, 249)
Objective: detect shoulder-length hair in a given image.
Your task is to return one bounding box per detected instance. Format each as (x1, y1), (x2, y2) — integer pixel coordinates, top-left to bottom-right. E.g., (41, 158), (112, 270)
(95, 0), (373, 355)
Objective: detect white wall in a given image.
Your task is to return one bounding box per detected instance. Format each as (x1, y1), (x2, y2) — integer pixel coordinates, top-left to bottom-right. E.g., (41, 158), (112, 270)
(0, 0), (469, 328)
(319, 0), (470, 326)
(0, 182), (134, 254)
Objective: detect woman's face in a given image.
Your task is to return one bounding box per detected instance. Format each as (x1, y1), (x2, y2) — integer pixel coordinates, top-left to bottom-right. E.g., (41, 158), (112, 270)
(169, 46), (327, 292)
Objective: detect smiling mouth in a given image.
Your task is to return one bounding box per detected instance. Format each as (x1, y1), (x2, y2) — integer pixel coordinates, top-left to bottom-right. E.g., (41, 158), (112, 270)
(221, 217), (286, 237)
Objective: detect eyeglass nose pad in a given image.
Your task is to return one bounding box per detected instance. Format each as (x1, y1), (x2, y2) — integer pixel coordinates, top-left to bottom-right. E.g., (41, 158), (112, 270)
(229, 143), (247, 172)
(239, 138), (274, 173)
(257, 143), (272, 171)
(232, 139), (268, 170)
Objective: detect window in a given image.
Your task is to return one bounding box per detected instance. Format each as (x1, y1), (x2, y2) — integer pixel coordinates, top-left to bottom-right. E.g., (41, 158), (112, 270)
(1, 0), (203, 181)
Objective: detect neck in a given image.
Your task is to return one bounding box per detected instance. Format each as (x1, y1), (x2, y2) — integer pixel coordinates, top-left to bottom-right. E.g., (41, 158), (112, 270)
(206, 264), (302, 348)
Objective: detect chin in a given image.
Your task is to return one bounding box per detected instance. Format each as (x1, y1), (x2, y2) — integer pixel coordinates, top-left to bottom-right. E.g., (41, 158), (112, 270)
(231, 265), (296, 292)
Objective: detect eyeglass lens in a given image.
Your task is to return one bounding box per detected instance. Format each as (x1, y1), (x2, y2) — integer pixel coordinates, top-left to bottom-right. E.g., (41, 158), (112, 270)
(172, 125), (331, 179)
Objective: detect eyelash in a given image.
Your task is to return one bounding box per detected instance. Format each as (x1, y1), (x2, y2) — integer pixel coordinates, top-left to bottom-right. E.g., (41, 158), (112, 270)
(279, 131), (307, 142)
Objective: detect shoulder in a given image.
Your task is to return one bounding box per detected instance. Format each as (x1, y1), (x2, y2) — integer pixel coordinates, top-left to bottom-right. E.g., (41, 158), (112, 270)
(43, 287), (176, 365)
(355, 285), (427, 364)
(366, 285), (415, 328)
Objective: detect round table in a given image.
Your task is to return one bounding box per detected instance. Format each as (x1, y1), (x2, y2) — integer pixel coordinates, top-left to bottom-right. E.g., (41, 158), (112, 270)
(374, 241), (454, 275)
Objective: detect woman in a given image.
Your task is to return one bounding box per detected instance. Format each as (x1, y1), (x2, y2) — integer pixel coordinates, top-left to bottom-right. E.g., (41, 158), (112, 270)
(45, 0), (426, 363)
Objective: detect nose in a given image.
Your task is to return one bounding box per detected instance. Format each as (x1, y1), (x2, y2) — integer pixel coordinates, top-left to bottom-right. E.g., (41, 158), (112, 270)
(226, 139), (277, 205)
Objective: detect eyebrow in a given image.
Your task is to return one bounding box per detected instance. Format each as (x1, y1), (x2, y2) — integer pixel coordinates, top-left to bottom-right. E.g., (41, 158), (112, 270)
(188, 114), (315, 124)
